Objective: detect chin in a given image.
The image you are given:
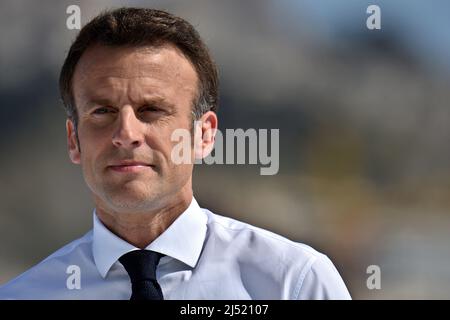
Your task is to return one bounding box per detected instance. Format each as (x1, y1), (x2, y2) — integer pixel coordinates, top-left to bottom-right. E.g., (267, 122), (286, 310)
(107, 191), (160, 211)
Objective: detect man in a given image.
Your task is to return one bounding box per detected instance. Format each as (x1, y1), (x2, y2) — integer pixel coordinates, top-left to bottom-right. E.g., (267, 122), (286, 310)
(0, 7), (351, 300)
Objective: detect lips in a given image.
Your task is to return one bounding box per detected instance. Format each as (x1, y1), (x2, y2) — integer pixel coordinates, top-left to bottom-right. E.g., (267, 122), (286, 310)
(107, 161), (154, 173)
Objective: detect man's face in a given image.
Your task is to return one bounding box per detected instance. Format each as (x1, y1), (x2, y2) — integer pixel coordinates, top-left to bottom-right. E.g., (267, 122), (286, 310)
(68, 43), (199, 213)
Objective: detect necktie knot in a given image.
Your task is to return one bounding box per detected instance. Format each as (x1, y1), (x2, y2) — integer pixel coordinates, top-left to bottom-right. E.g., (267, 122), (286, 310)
(119, 250), (164, 300)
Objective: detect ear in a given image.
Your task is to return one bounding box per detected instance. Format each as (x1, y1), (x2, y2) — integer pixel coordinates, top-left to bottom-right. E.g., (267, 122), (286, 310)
(194, 111), (218, 160)
(66, 119), (81, 164)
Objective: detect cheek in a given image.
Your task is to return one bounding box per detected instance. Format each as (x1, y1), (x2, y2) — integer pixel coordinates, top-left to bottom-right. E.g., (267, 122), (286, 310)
(147, 126), (183, 158)
(78, 131), (108, 174)
(79, 147), (99, 183)
(166, 117), (194, 146)
(164, 133), (195, 168)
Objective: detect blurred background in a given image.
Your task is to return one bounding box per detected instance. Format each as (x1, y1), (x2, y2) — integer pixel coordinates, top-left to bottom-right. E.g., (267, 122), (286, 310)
(1, 0), (450, 299)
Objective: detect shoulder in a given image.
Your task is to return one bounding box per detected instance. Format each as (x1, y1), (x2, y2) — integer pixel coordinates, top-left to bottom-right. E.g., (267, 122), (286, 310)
(0, 231), (93, 299)
(203, 208), (323, 261)
(202, 209), (351, 299)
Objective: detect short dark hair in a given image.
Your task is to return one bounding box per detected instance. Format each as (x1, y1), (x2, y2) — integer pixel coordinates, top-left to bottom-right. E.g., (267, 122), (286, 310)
(59, 7), (219, 130)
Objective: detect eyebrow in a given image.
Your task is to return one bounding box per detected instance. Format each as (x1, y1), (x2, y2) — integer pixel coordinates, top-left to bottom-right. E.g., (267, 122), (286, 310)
(80, 95), (175, 112)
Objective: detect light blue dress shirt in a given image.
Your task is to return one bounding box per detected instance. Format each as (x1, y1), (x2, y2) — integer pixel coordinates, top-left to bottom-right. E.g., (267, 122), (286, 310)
(0, 197), (351, 299)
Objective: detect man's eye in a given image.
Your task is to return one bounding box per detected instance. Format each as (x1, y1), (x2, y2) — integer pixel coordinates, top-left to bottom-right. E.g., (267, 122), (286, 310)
(93, 107), (111, 115)
(140, 106), (161, 113)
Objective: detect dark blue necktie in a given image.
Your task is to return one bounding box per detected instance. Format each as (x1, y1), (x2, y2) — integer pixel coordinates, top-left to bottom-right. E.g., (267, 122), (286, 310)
(119, 250), (164, 300)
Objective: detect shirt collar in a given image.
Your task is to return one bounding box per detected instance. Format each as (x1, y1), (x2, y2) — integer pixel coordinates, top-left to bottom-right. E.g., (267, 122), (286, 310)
(92, 196), (207, 278)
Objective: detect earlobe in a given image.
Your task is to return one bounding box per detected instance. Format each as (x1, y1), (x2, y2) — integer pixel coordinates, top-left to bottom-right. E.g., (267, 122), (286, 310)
(66, 119), (81, 164)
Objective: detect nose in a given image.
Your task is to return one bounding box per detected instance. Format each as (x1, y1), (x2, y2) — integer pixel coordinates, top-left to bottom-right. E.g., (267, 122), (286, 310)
(112, 106), (144, 149)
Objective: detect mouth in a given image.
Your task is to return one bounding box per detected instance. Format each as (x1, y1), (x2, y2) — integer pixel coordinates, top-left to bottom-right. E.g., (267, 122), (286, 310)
(107, 161), (155, 173)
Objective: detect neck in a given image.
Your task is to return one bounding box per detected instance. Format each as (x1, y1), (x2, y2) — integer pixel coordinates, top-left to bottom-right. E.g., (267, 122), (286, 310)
(95, 191), (193, 249)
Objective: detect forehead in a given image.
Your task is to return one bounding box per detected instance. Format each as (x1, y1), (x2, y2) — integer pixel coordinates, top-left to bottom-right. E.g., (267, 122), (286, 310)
(72, 43), (198, 107)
